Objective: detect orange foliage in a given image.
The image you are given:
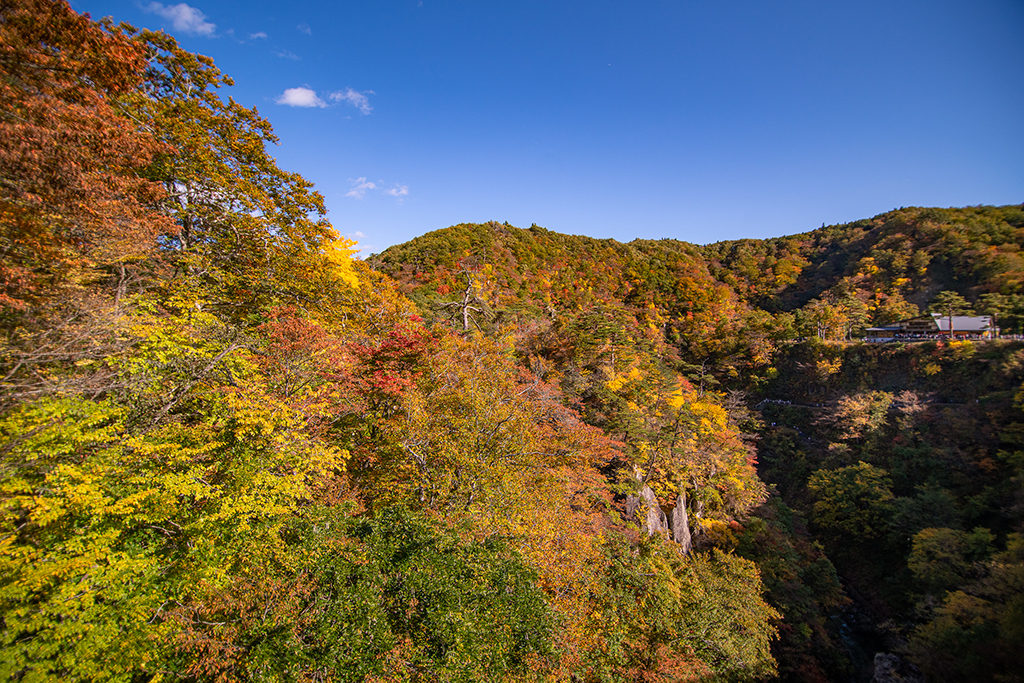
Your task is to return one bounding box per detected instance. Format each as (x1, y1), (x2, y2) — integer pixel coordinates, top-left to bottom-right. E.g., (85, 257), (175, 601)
(0, 0), (175, 310)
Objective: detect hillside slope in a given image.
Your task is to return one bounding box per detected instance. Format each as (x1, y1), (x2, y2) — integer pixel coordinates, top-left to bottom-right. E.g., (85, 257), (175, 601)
(371, 207), (1024, 683)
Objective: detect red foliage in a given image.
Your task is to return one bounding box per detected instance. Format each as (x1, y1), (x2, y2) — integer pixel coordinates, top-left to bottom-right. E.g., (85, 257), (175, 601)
(257, 308), (349, 384)
(0, 0), (175, 309)
(349, 317), (434, 399)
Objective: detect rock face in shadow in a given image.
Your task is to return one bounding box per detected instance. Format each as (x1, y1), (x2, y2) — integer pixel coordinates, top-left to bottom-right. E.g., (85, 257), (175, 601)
(871, 653), (923, 683)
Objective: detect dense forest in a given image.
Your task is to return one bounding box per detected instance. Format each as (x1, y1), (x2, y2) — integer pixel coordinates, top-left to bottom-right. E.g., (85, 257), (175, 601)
(1, 2), (1022, 682)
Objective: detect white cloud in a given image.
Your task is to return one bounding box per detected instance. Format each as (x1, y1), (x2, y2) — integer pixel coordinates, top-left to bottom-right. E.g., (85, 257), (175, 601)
(345, 178), (377, 199)
(297, 23), (312, 34)
(143, 2), (216, 36)
(347, 231), (367, 239)
(275, 49), (300, 60)
(330, 88), (374, 115)
(275, 87), (326, 108)
(249, 31), (268, 39)
(344, 180), (409, 202)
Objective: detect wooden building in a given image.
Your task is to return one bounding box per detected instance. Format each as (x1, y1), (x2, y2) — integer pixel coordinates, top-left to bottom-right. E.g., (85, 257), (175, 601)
(866, 313), (995, 341)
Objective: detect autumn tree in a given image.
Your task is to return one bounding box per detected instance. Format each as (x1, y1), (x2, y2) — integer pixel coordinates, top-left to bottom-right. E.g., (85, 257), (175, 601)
(907, 534), (1024, 682)
(588, 533), (779, 682)
(807, 461), (895, 546)
(129, 30), (357, 320)
(0, 0), (180, 409)
(817, 391), (893, 446)
(0, 5), (369, 679)
(928, 290), (974, 336)
(908, 527), (994, 595)
(798, 298), (844, 341)
(977, 292), (1024, 335)
(173, 506), (557, 683)
(0, 0), (174, 315)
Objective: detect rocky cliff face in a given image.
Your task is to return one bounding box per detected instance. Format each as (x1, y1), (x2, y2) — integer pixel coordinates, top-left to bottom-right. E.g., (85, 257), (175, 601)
(627, 485), (692, 553)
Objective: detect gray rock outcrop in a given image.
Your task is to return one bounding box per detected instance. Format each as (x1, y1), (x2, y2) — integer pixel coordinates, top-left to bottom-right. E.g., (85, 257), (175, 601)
(670, 492), (692, 554)
(626, 485), (667, 536)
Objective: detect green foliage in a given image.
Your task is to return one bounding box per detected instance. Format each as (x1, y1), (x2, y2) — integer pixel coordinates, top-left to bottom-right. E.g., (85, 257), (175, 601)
(589, 533), (779, 682)
(176, 506), (556, 683)
(757, 338), (1024, 675)
(735, 498), (851, 683)
(807, 462), (894, 544)
(907, 534), (1024, 683)
(929, 290), (974, 318)
(315, 507), (555, 682)
(977, 292), (1024, 334)
(908, 527), (994, 594)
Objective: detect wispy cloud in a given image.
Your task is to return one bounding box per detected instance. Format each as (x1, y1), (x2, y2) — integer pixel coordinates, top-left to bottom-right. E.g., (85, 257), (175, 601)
(275, 86), (377, 114)
(297, 23), (312, 34)
(143, 2), (216, 36)
(344, 180), (409, 203)
(345, 178), (377, 199)
(275, 87), (326, 108)
(249, 31), (268, 39)
(275, 49), (301, 60)
(330, 88), (374, 115)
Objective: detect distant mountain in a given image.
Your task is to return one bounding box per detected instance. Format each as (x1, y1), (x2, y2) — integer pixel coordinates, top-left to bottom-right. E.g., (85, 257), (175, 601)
(370, 205), (1024, 377)
(703, 204), (1024, 310)
(373, 206), (1024, 314)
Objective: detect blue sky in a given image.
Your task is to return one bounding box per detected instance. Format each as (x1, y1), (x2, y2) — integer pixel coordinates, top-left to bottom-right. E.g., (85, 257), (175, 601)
(74, 0), (1024, 255)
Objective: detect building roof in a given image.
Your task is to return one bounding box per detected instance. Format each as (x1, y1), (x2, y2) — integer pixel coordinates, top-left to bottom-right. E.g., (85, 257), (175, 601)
(867, 314), (996, 335)
(929, 313), (993, 332)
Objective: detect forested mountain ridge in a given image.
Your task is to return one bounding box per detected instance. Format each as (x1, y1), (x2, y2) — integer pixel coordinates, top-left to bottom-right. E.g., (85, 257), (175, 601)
(372, 206), (1024, 387)
(703, 205), (1024, 313)
(373, 205), (1024, 332)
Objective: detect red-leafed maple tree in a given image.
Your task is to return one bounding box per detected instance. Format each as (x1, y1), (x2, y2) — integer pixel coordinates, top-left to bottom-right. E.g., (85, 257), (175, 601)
(0, 0), (174, 312)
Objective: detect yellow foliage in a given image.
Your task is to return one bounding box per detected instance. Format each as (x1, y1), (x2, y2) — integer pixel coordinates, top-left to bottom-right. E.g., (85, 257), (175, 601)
(948, 339), (976, 359)
(606, 366), (642, 392)
(322, 236), (361, 289)
(816, 357), (843, 378)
